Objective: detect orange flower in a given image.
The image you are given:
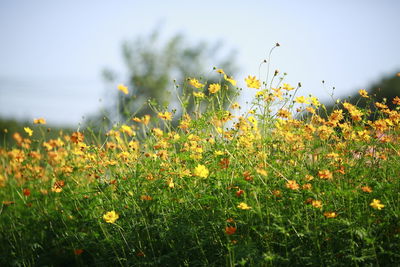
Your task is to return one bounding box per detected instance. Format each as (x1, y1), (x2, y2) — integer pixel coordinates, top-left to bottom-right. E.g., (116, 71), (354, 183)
(140, 195), (153, 201)
(225, 226), (237, 235)
(23, 188), (31, 196)
(302, 183), (312, 190)
(318, 170), (333, 180)
(323, 212), (338, 218)
(272, 190), (282, 197)
(74, 249), (84, 255)
(286, 180), (300, 190)
(236, 189), (244, 197)
(311, 200), (323, 209)
(361, 186), (372, 193)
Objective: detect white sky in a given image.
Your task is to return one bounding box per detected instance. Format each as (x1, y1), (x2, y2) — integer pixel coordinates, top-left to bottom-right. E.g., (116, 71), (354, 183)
(0, 0), (399, 126)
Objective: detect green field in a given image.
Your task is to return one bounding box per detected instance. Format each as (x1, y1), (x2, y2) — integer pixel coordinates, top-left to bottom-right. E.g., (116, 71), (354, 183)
(0, 71), (399, 266)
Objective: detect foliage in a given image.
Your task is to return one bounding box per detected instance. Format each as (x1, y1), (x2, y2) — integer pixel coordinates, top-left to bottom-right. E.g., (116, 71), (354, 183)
(1, 65), (400, 266)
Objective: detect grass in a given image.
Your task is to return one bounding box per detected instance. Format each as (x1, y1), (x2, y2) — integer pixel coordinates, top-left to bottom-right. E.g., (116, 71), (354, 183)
(0, 68), (399, 266)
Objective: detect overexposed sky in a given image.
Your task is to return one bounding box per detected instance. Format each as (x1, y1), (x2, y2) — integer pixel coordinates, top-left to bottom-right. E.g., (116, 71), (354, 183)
(0, 0), (399, 126)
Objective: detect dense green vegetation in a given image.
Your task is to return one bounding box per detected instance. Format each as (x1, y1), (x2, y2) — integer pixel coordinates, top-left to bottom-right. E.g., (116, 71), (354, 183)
(0, 69), (399, 266)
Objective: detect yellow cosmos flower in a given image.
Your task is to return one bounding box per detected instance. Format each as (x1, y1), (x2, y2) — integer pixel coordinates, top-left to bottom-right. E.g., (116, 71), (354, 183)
(188, 78), (204, 89)
(24, 127), (33, 137)
(117, 84), (129, 95)
(359, 89), (369, 98)
(324, 212), (338, 218)
(231, 102), (241, 109)
(224, 74), (237, 86)
(120, 124), (135, 136)
(244, 75), (261, 89)
(295, 96), (309, 104)
(214, 150), (224, 156)
(193, 164), (209, 178)
(216, 68), (225, 74)
(103, 211), (119, 223)
(370, 199), (384, 210)
(33, 118), (46, 124)
(237, 202), (251, 210)
(158, 111), (173, 121)
(208, 83), (221, 94)
(282, 83), (295, 91)
(193, 91), (205, 98)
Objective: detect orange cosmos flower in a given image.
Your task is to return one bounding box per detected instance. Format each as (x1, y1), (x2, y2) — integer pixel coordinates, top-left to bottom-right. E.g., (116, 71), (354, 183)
(286, 180), (300, 190)
(318, 169), (333, 180)
(225, 226), (237, 235)
(323, 212), (338, 218)
(311, 200), (323, 209)
(361, 186), (373, 193)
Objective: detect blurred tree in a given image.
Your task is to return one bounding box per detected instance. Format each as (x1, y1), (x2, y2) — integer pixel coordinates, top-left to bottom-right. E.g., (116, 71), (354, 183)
(321, 71), (400, 118)
(87, 29), (238, 129)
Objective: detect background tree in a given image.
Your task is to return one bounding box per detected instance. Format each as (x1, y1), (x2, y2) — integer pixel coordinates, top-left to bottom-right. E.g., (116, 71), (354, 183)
(321, 71), (400, 118)
(87, 29), (239, 130)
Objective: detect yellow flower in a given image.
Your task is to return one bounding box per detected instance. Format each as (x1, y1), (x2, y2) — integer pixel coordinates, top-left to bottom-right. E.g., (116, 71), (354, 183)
(193, 164), (209, 178)
(214, 150), (224, 156)
(295, 96), (309, 104)
(215, 68), (225, 75)
(318, 169), (333, 180)
(282, 83), (295, 91)
(277, 109), (291, 118)
(120, 124), (135, 136)
(158, 111), (173, 121)
(359, 89), (369, 98)
(244, 75), (261, 89)
(311, 200), (322, 209)
(224, 74), (237, 86)
(117, 84), (129, 95)
(33, 118), (46, 124)
(237, 202), (251, 210)
(103, 211), (119, 223)
(370, 199), (384, 210)
(308, 96), (321, 107)
(208, 83), (221, 94)
(193, 91), (205, 98)
(324, 212), (338, 218)
(152, 128), (163, 137)
(168, 179), (174, 189)
(286, 180), (300, 190)
(24, 127), (33, 137)
(188, 78), (204, 89)
(231, 102), (241, 109)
